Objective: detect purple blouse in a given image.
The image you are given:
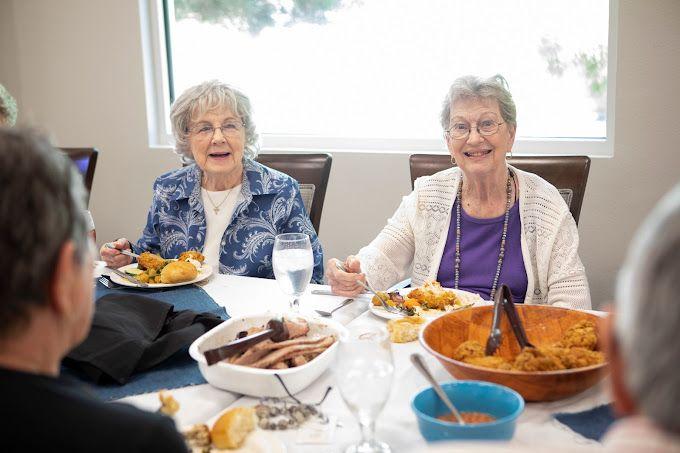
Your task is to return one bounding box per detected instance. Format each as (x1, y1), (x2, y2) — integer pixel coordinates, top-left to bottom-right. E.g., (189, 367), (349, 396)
(436, 199), (528, 302)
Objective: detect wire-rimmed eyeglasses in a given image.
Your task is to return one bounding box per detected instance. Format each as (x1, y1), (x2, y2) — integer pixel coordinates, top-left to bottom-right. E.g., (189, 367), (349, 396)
(445, 118), (505, 140)
(190, 120), (245, 140)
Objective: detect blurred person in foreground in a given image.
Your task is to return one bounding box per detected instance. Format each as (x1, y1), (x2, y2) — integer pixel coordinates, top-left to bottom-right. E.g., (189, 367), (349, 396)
(100, 80), (323, 281)
(0, 129), (187, 452)
(601, 183), (680, 452)
(327, 75), (590, 308)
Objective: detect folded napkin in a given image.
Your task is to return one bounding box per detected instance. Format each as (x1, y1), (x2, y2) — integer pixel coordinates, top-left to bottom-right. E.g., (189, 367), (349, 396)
(64, 293), (223, 385)
(553, 404), (617, 441)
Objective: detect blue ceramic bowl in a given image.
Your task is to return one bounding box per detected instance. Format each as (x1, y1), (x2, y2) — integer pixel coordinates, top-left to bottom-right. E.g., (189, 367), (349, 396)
(411, 380), (524, 441)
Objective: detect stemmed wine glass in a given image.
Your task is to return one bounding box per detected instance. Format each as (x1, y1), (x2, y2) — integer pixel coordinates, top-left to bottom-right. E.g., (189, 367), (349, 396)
(335, 326), (394, 453)
(272, 233), (314, 312)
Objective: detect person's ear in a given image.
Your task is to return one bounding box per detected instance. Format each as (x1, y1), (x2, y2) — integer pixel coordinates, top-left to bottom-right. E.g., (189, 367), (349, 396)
(603, 309), (637, 416)
(48, 241), (78, 316)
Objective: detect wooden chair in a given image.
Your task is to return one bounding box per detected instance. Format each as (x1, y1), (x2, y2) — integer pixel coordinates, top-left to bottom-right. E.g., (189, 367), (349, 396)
(61, 147), (99, 206)
(256, 153), (332, 234)
(409, 154), (591, 225)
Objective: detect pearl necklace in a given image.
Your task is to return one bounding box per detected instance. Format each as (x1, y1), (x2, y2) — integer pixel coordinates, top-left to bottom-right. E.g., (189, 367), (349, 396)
(454, 170), (513, 301)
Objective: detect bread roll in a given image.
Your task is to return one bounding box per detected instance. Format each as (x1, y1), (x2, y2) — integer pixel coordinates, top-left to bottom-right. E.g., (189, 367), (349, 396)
(160, 260), (198, 284)
(387, 316), (426, 343)
(211, 407), (256, 449)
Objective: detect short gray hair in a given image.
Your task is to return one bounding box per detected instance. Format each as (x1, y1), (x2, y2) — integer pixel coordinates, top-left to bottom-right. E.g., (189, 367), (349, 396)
(0, 83), (18, 127)
(170, 80), (259, 163)
(0, 128), (89, 337)
(616, 183), (680, 434)
(440, 74), (517, 131)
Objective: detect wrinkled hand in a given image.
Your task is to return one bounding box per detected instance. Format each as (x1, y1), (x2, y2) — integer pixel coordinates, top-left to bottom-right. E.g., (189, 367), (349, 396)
(325, 255), (366, 297)
(100, 237), (133, 268)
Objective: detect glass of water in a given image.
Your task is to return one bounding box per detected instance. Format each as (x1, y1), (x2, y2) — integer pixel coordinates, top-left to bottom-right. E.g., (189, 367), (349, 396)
(272, 233), (314, 312)
(335, 326), (394, 453)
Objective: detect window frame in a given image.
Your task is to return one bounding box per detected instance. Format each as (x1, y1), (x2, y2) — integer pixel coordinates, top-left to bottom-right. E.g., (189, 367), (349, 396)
(140, 0), (618, 157)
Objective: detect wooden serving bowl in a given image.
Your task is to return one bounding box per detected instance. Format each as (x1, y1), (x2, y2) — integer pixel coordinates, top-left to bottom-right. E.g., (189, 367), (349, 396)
(419, 305), (609, 402)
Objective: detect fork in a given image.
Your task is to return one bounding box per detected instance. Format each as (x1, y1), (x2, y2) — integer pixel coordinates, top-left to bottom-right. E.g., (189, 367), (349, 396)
(98, 276), (119, 289)
(334, 261), (408, 316)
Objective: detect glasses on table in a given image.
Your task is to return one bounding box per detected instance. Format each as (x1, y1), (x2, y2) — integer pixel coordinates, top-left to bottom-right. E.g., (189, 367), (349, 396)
(272, 233), (314, 312)
(190, 120), (245, 140)
(445, 115), (505, 140)
(335, 326), (394, 453)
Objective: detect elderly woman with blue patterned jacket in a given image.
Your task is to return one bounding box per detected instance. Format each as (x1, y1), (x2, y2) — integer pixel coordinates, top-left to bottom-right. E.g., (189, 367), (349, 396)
(101, 80), (323, 282)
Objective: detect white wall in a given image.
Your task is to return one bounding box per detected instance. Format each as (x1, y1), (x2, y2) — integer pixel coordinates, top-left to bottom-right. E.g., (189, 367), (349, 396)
(1, 0), (679, 309)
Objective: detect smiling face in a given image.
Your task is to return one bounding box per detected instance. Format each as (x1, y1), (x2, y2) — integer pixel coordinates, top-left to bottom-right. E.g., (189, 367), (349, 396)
(188, 106), (245, 189)
(446, 97), (516, 180)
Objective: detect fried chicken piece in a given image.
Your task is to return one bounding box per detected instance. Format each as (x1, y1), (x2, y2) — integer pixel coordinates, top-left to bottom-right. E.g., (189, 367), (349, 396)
(138, 251), (167, 271)
(466, 356), (513, 370)
(558, 320), (598, 350)
(452, 340), (485, 362)
(545, 346), (605, 369)
(179, 250), (205, 263)
(512, 347), (566, 371)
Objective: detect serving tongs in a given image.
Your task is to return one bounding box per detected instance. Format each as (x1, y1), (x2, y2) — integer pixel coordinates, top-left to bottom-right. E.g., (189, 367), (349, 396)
(334, 261), (411, 316)
(485, 284), (535, 356)
(203, 318), (289, 366)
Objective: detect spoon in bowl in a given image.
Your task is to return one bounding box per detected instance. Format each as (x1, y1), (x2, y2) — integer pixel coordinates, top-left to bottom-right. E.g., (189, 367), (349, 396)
(410, 353), (466, 425)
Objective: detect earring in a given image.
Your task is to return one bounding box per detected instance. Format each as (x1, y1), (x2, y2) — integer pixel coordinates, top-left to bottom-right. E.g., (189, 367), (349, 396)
(450, 156), (456, 166)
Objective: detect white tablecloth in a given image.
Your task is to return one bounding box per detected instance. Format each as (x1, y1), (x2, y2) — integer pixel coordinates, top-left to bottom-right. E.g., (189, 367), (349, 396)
(119, 274), (612, 452)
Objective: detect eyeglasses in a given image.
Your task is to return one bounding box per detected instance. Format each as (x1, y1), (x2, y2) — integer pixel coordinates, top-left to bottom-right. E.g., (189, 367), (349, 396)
(445, 117), (504, 140)
(190, 120), (245, 140)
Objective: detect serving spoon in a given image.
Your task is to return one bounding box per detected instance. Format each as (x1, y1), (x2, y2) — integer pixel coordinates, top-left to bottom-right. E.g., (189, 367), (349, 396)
(203, 318), (289, 366)
(411, 353), (466, 425)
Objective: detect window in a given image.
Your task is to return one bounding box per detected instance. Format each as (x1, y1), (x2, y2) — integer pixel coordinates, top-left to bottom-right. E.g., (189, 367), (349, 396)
(144, 0), (617, 156)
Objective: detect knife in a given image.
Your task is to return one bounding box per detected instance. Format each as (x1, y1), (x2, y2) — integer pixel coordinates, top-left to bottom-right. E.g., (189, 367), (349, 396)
(107, 266), (149, 287)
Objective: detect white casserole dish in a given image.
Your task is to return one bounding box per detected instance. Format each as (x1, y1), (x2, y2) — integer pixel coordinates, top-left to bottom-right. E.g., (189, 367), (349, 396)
(189, 312), (347, 397)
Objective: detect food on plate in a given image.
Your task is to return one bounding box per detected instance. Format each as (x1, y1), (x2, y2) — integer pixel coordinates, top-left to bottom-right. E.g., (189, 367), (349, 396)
(451, 320), (605, 371)
(158, 390), (179, 416)
(254, 400), (324, 430)
(160, 260), (198, 284)
(225, 318), (336, 369)
(182, 423), (211, 451)
(437, 411), (496, 424)
(179, 250), (205, 263)
(386, 316), (426, 343)
(211, 407), (256, 449)
(137, 251), (168, 272)
(372, 280), (471, 315)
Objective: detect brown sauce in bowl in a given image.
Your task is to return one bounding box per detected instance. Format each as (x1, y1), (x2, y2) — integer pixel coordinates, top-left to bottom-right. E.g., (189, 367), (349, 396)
(437, 411), (496, 424)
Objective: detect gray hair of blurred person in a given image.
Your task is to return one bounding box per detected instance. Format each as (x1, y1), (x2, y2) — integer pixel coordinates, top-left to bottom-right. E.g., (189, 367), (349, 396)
(0, 83), (18, 127)
(0, 128), (90, 337)
(170, 80), (259, 164)
(616, 183), (680, 434)
(440, 74), (517, 132)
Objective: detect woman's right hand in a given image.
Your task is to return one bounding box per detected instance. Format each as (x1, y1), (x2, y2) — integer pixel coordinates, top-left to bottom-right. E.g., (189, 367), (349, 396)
(100, 238), (133, 268)
(325, 256), (366, 297)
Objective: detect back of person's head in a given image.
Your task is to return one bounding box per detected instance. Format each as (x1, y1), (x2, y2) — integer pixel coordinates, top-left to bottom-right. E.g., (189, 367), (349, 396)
(0, 128), (89, 337)
(0, 83), (18, 126)
(616, 183), (680, 434)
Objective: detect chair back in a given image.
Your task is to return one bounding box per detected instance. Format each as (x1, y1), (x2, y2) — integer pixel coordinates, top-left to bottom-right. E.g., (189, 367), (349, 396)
(61, 147), (99, 206)
(256, 153), (332, 234)
(409, 154), (591, 225)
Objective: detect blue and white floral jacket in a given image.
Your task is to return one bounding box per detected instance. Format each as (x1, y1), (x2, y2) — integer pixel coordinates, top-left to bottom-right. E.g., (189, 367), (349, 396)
(132, 159), (324, 283)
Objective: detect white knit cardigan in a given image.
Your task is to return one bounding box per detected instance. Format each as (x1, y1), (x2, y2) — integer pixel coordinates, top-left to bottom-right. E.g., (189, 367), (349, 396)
(358, 165), (592, 309)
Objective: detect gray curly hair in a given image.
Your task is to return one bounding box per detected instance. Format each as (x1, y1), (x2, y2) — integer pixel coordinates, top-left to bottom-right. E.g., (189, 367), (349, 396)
(440, 74), (517, 132)
(0, 83), (18, 127)
(170, 80), (259, 163)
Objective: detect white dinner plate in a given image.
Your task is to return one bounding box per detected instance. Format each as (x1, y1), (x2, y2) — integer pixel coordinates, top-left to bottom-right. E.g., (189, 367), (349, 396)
(369, 287), (482, 320)
(109, 262), (213, 288)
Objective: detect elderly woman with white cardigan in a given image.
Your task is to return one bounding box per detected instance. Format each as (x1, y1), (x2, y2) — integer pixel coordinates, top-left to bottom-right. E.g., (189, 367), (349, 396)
(327, 75), (590, 309)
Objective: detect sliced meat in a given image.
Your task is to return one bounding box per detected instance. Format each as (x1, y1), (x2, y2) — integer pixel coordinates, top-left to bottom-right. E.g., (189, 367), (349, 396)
(284, 318), (309, 339)
(271, 361), (289, 369)
(290, 355), (308, 367)
(249, 336), (335, 369)
(230, 336), (330, 366)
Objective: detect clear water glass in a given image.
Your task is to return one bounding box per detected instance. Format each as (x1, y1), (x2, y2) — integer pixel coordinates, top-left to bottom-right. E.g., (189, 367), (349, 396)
(272, 233), (314, 311)
(335, 326), (394, 453)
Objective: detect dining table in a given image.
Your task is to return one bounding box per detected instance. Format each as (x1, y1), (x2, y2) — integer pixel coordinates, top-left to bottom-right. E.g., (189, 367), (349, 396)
(111, 272), (612, 452)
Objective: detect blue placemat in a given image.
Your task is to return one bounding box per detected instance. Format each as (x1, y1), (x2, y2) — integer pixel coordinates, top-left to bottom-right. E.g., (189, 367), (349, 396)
(60, 280), (230, 401)
(553, 404), (616, 441)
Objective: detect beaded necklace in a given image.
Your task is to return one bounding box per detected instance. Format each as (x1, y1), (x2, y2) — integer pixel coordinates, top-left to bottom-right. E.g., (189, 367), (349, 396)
(454, 169), (513, 301)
